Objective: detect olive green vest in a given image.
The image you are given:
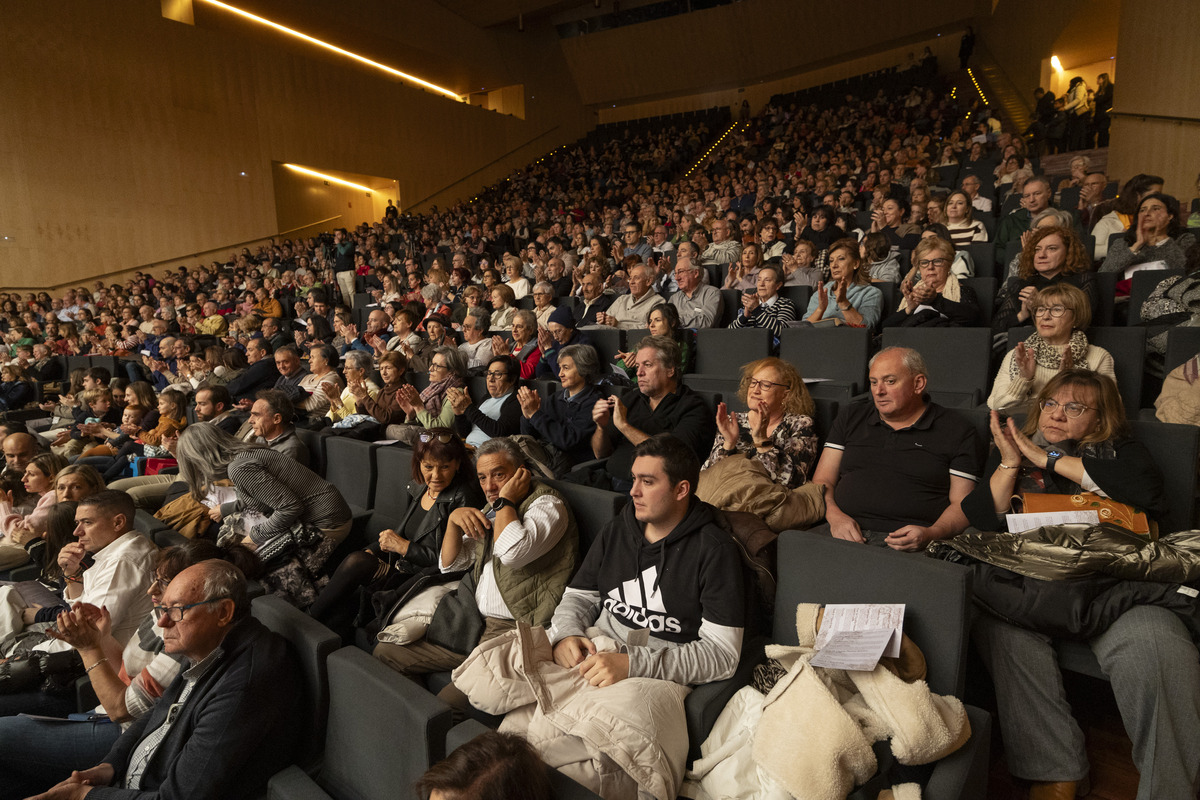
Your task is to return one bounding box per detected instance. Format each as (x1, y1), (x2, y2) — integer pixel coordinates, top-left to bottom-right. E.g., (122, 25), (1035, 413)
(472, 481), (579, 627)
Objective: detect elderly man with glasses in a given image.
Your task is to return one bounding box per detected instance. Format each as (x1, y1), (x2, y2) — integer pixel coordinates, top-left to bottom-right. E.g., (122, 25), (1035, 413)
(668, 255), (723, 328)
(24, 560), (303, 800)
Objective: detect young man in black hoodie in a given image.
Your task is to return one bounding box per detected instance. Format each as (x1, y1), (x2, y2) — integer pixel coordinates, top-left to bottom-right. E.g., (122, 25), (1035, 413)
(548, 434), (744, 687)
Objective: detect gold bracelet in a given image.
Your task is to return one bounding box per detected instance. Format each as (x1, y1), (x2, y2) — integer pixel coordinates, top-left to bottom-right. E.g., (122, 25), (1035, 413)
(85, 657), (108, 674)
(997, 462), (1019, 470)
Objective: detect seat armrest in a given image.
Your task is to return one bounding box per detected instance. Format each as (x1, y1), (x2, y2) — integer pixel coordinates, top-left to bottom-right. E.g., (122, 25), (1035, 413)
(923, 704), (992, 800)
(268, 765), (332, 800)
(684, 637), (765, 763)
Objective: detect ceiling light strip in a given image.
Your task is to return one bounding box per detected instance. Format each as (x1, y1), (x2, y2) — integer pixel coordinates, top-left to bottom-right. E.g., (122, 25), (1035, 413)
(283, 163), (376, 193)
(196, 0), (463, 102)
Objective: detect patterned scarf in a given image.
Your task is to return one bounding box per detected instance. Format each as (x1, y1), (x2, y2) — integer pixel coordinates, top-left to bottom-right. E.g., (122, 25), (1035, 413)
(1009, 329), (1089, 381)
(420, 374), (462, 413)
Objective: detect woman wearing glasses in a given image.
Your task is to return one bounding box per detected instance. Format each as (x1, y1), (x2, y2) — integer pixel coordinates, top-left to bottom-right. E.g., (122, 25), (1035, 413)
(702, 357), (819, 490)
(964, 370), (1192, 800)
(449, 356), (521, 447)
(518, 343), (604, 471)
(379, 346), (466, 443)
(987, 284), (1114, 415)
(309, 429), (481, 639)
(883, 235), (982, 329)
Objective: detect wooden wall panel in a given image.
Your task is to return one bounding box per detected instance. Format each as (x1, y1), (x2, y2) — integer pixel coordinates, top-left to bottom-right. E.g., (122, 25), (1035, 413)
(562, 0), (980, 108)
(597, 34), (963, 125)
(1105, 0), (1200, 199)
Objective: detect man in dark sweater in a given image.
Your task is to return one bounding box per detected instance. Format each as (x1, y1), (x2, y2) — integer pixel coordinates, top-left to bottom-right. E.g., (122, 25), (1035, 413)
(590, 335), (715, 492)
(26, 560), (302, 800)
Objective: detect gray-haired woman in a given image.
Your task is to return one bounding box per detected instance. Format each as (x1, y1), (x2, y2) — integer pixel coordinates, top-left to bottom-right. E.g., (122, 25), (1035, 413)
(326, 349), (379, 424)
(385, 345), (466, 442)
(517, 343), (604, 468)
(532, 280), (557, 328)
(177, 423), (351, 606)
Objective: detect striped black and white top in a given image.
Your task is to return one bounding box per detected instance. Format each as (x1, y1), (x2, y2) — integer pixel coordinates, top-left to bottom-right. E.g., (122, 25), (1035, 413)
(227, 449), (351, 544)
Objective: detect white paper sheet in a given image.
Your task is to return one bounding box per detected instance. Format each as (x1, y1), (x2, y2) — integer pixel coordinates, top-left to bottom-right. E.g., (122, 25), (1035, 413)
(815, 603), (905, 660)
(1005, 510), (1099, 531)
(810, 629), (896, 671)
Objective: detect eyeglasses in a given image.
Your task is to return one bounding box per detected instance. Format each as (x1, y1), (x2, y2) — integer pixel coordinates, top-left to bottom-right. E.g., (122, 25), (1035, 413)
(417, 432), (455, 444)
(1041, 399), (1092, 418)
(1033, 305), (1068, 318)
(428, 363), (448, 373)
(153, 597), (224, 622)
(748, 378), (788, 392)
(918, 258), (949, 268)
(150, 574), (170, 590)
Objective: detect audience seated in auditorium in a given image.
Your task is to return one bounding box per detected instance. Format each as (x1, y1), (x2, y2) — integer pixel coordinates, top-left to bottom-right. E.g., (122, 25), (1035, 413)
(310, 430), (482, 639)
(803, 238), (884, 329)
(883, 234), (982, 328)
(964, 371), (1196, 800)
(20, 560), (302, 800)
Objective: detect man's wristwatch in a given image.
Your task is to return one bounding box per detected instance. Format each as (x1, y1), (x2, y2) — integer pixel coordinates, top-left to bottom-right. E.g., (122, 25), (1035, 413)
(491, 497), (517, 513)
(1044, 448), (1064, 475)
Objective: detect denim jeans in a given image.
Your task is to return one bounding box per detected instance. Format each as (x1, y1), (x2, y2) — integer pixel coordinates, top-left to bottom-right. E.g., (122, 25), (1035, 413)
(0, 712), (120, 800)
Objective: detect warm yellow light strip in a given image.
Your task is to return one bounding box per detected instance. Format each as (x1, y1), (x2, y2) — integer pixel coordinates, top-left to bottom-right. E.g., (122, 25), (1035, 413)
(966, 67), (989, 105)
(196, 0), (464, 102)
(685, 122), (739, 177)
(284, 163), (375, 193)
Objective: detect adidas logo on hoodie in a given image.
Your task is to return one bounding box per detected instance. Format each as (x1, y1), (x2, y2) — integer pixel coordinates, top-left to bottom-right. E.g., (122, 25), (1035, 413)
(603, 565), (683, 634)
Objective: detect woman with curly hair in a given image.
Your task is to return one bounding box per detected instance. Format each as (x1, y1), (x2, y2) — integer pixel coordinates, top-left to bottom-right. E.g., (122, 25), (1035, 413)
(992, 225), (1097, 336)
(702, 357), (819, 489)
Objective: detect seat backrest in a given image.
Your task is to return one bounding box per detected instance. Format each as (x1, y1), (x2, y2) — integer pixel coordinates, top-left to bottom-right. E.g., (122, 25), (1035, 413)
(294, 428), (327, 478)
(811, 396), (840, 439)
(773, 532), (972, 697)
(67, 355), (91, 376)
(585, 327), (624, 366)
(1086, 327), (1146, 412)
(323, 437), (379, 511)
(718, 289), (741, 327)
(1164, 326), (1200, 375)
(368, 445), (414, 537)
(251, 595), (341, 768)
(962, 277), (997, 324)
(965, 242), (995, 280)
(1128, 419), (1200, 534)
(546, 478), (627, 557)
(779, 285), (812, 311)
(881, 327), (992, 406)
(779, 327), (869, 393)
(693, 328), (773, 375)
(319, 647), (452, 797)
(1128, 269), (1183, 326)
(690, 388), (724, 416)
(1094, 271), (1119, 327)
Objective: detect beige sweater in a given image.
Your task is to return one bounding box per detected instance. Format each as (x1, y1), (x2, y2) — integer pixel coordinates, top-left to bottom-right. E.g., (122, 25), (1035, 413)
(987, 343), (1115, 415)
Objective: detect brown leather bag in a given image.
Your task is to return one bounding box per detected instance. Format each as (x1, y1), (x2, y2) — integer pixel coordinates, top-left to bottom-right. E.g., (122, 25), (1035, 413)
(1020, 492), (1154, 538)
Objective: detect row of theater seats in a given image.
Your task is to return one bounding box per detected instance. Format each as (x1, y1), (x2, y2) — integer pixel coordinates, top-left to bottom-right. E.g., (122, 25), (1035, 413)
(249, 528), (994, 799)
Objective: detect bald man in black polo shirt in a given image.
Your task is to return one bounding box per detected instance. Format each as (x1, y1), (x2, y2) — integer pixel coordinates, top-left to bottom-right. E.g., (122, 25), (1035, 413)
(810, 347), (983, 551)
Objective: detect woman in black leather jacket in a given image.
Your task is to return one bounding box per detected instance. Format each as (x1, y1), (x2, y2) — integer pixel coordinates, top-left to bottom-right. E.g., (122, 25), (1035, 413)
(309, 428), (482, 637)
